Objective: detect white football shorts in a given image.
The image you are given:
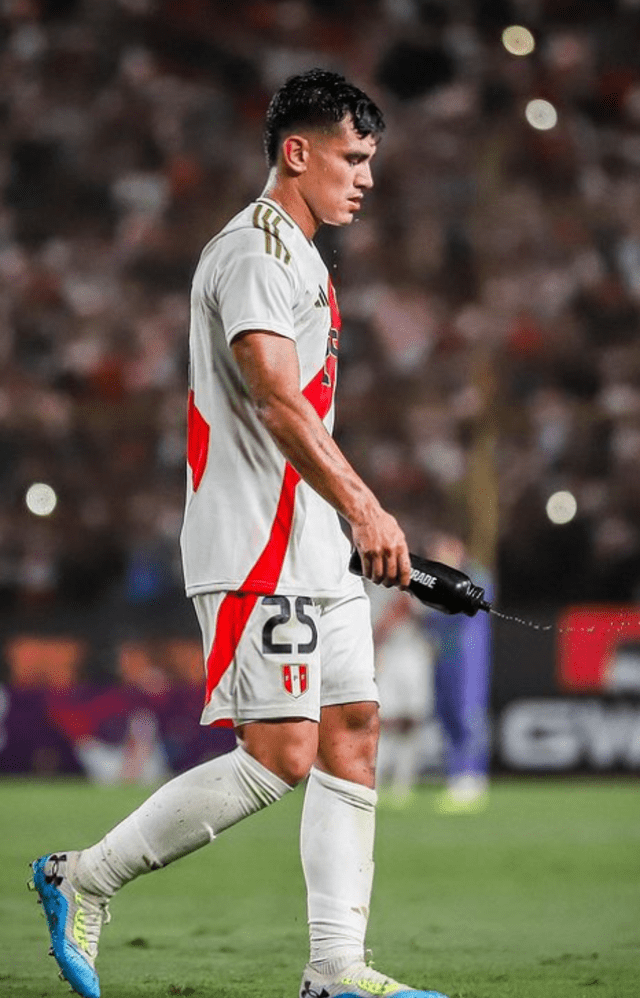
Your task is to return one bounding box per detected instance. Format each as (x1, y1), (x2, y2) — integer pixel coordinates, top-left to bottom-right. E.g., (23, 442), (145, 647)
(375, 620), (433, 722)
(193, 588), (378, 726)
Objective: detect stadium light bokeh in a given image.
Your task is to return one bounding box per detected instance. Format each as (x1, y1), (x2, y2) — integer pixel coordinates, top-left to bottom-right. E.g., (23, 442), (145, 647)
(502, 25), (535, 57)
(546, 490), (577, 525)
(525, 98), (558, 130)
(25, 483), (58, 518)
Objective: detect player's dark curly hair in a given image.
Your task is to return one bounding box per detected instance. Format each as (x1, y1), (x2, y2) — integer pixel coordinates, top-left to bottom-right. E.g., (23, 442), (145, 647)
(263, 68), (385, 168)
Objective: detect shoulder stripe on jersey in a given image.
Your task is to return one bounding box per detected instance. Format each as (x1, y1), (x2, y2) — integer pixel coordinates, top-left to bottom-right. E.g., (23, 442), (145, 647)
(252, 204), (291, 264)
(255, 198), (294, 228)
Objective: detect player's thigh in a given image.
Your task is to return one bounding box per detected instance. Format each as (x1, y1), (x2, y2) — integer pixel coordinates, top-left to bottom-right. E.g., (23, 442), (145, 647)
(318, 589), (378, 710)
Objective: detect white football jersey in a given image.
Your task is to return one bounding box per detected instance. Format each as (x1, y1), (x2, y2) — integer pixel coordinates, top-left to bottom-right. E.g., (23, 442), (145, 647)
(180, 196), (361, 598)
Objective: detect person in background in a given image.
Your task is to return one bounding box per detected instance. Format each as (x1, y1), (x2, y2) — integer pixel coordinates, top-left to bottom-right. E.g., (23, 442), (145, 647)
(423, 530), (493, 814)
(371, 586), (434, 807)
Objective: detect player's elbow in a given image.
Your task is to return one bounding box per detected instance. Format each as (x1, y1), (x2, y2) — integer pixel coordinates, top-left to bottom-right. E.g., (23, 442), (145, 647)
(254, 394), (298, 448)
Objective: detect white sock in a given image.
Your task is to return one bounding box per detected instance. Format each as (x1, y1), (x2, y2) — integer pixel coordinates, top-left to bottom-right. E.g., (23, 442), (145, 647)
(300, 767), (377, 976)
(75, 745), (291, 897)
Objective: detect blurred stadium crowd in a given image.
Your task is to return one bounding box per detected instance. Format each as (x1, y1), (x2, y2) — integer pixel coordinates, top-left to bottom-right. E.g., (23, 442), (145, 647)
(2, 0), (640, 633)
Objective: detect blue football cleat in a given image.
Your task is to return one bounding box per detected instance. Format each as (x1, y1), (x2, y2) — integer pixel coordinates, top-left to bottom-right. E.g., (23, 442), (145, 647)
(29, 852), (110, 998)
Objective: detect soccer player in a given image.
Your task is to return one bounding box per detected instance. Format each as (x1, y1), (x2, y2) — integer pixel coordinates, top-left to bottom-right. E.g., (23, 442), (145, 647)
(30, 69), (450, 998)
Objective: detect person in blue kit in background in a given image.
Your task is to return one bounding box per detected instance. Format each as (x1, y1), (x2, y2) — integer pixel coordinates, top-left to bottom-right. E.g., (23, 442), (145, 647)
(423, 529), (494, 814)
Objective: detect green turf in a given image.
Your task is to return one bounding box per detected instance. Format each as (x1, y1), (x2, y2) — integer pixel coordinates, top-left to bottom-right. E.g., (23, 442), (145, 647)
(1, 776), (639, 998)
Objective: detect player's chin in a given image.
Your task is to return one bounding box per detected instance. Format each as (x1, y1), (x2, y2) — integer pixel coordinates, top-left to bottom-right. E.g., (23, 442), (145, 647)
(330, 209), (357, 227)
(323, 205), (359, 227)
(325, 218), (355, 229)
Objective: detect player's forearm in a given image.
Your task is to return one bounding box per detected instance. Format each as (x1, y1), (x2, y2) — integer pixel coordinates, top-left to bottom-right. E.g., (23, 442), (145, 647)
(256, 392), (382, 528)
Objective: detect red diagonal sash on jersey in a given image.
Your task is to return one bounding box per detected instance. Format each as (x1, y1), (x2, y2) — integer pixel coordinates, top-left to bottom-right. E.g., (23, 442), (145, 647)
(187, 389), (210, 492)
(203, 280), (340, 717)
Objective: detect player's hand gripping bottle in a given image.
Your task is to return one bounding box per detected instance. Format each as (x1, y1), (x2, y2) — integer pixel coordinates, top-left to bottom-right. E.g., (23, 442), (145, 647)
(349, 549), (491, 617)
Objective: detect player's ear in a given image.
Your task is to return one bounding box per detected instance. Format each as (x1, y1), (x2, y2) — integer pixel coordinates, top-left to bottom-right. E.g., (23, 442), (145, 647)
(281, 135), (308, 175)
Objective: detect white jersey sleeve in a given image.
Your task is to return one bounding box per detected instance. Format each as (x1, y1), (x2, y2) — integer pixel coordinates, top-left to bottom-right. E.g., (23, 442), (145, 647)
(203, 228), (299, 345)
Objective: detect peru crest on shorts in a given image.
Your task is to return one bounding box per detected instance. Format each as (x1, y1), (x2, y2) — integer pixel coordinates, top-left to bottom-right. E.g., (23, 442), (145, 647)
(282, 663), (308, 699)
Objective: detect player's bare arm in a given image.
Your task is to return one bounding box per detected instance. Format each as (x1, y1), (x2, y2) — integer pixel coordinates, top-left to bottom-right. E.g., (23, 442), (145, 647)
(232, 329), (410, 588)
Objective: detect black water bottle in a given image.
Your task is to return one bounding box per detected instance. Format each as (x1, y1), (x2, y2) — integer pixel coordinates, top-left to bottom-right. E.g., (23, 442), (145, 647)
(349, 549), (491, 617)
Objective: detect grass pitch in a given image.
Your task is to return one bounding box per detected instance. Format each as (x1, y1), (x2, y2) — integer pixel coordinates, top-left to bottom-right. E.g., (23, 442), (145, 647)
(1, 776), (639, 998)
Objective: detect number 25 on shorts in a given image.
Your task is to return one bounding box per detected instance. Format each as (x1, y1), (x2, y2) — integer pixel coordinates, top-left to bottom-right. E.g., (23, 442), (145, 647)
(261, 595), (318, 655)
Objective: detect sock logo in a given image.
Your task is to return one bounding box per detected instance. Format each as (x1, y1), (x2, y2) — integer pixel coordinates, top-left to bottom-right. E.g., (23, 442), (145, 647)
(301, 982), (329, 998)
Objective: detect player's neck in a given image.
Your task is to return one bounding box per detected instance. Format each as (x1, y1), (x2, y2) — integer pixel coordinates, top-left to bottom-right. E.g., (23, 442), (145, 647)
(261, 175), (319, 242)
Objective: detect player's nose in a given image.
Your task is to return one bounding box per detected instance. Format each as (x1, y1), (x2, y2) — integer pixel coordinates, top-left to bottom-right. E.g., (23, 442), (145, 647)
(356, 162), (374, 190)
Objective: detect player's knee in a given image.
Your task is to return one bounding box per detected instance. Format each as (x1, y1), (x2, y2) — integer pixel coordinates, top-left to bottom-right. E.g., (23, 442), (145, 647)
(259, 734), (316, 785)
(241, 721), (318, 786)
(276, 742), (316, 785)
(325, 701), (380, 760)
(341, 700), (380, 740)
(317, 702), (380, 787)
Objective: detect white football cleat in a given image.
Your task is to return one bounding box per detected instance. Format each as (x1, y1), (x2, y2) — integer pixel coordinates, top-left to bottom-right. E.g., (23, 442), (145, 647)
(299, 960), (450, 998)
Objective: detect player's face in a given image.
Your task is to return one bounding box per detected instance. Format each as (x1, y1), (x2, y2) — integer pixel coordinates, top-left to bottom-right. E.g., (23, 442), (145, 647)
(301, 116), (377, 229)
